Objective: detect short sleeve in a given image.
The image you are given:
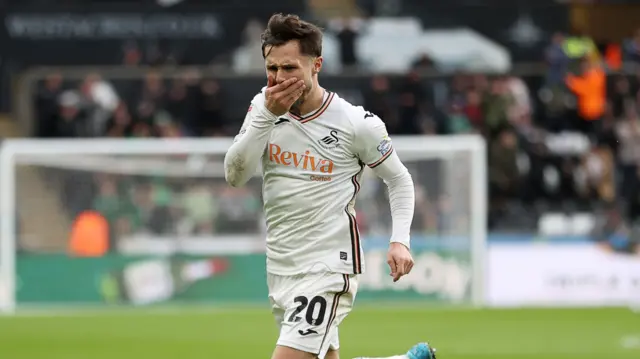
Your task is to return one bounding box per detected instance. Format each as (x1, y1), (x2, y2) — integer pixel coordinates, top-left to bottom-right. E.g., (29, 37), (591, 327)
(353, 110), (394, 168)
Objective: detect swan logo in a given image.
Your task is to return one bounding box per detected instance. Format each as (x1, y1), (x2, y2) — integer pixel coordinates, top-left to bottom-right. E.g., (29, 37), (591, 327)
(318, 130), (340, 149)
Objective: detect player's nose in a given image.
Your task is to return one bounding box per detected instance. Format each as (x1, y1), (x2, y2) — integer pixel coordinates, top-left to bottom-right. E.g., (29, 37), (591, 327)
(276, 73), (292, 84)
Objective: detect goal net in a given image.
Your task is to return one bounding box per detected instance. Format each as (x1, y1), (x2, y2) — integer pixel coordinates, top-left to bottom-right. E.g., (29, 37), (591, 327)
(0, 136), (486, 313)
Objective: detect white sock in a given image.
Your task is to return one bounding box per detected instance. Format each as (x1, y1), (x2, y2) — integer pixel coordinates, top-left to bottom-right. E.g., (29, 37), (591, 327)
(354, 356), (408, 359)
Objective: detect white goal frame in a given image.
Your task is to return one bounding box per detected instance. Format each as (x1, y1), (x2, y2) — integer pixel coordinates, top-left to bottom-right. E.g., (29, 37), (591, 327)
(0, 135), (486, 313)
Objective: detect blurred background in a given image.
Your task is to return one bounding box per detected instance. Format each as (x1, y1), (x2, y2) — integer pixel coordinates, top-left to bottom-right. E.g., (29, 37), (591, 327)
(0, 0), (639, 358)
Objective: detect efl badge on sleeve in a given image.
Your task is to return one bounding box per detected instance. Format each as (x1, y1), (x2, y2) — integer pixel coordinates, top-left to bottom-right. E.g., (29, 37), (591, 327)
(377, 135), (392, 156)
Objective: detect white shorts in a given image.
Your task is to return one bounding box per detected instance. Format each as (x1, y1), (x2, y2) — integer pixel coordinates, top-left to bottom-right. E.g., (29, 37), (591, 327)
(267, 271), (359, 359)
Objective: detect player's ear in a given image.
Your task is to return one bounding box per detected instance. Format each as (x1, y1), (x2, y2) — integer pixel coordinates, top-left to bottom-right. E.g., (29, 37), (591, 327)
(312, 56), (323, 75)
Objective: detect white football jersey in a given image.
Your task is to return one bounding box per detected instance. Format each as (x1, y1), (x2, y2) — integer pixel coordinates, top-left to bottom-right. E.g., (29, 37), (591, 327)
(237, 88), (394, 276)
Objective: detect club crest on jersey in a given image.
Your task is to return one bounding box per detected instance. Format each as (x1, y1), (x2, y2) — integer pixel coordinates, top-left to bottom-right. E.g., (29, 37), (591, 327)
(268, 143), (335, 176)
(317, 130), (340, 149)
(377, 135), (392, 156)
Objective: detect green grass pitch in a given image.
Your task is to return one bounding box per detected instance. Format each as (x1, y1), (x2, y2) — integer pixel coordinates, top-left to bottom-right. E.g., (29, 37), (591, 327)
(0, 305), (638, 358)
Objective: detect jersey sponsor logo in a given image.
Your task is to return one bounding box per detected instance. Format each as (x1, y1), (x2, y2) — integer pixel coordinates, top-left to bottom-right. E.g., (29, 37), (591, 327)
(377, 135), (392, 156)
(317, 130), (340, 149)
(268, 143), (335, 174)
(310, 175), (332, 182)
(364, 111), (374, 119)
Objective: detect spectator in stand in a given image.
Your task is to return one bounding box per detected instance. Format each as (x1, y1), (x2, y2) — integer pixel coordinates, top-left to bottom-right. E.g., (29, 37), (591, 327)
(396, 70), (433, 134)
(445, 101), (473, 134)
(155, 115), (183, 138)
(364, 75), (396, 131)
(34, 72), (64, 138)
(484, 77), (514, 137)
(623, 28), (640, 65)
(576, 138), (616, 204)
(505, 75), (532, 122)
(55, 91), (87, 137)
(80, 73), (120, 137)
(180, 182), (217, 235)
(412, 53), (435, 71)
(596, 104), (619, 153)
(165, 77), (190, 127)
(232, 18), (268, 74)
(488, 127), (520, 226)
(615, 105), (640, 201)
(92, 176), (129, 244)
(511, 111), (547, 205)
(472, 74), (490, 94)
(215, 186), (262, 234)
(609, 75), (635, 119)
(132, 121), (153, 138)
(565, 57), (606, 136)
(134, 180), (175, 235)
(449, 73), (471, 105)
(563, 27), (600, 71)
(138, 71), (166, 108)
(545, 32), (569, 87)
(105, 102), (133, 137)
(602, 39), (622, 71)
(122, 41), (143, 67)
(463, 89), (484, 131)
(135, 101), (160, 136)
(197, 78), (228, 136)
(336, 18), (360, 68)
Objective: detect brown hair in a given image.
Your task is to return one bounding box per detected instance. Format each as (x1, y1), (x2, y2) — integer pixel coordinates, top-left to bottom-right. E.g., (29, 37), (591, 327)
(261, 14), (323, 58)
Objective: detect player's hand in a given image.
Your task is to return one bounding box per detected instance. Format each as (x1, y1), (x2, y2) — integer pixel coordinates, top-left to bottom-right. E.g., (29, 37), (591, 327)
(264, 76), (305, 116)
(387, 242), (414, 282)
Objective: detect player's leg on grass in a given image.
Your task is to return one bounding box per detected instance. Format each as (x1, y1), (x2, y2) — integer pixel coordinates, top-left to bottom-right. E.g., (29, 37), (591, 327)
(270, 346), (342, 359)
(353, 342), (437, 359)
(270, 344), (437, 359)
(271, 345), (317, 359)
(325, 349), (339, 359)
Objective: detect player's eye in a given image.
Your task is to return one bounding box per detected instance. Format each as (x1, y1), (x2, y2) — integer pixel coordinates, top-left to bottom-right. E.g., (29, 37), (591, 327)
(283, 66), (296, 71)
(267, 66), (277, 72)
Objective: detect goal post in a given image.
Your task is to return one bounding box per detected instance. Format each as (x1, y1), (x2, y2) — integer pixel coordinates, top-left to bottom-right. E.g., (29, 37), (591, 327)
(0, 135), (486, 313)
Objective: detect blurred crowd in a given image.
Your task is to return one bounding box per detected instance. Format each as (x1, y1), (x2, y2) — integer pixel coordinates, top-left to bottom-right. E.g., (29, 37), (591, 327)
(35, 70), (229, 139)
(85, 175), (263, 240)
(29, 23), (640, 244)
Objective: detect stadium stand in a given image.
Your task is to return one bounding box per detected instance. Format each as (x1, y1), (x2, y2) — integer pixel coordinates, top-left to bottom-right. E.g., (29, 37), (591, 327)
(2, 0), (640, 250)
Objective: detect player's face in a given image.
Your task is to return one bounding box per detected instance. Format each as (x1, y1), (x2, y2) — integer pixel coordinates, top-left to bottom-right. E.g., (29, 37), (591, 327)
(265, 40), (322, 100)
